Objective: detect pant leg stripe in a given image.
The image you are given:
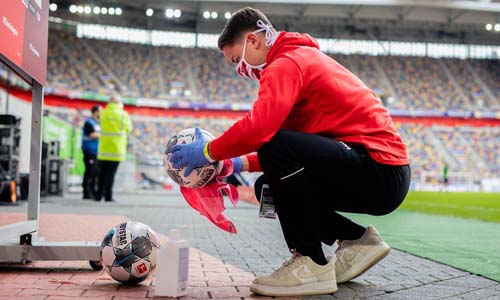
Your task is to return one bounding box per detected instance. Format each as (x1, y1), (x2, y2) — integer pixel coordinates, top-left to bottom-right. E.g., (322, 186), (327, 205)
(280, 167), (305, 180)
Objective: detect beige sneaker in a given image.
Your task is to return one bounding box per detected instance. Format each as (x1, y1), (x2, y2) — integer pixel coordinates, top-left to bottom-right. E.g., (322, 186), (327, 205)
(250, 251), (337, 297)
(335, 225), (390, 284)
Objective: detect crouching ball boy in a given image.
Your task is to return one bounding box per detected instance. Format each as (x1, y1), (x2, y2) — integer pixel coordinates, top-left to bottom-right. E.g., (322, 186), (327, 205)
(170, 7), (411, 297)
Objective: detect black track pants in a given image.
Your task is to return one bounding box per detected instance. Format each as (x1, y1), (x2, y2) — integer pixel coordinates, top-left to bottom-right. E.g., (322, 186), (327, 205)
(255, 130), (411, 257)
(96, 160), (120, 201)
(82, 151), (98, 197)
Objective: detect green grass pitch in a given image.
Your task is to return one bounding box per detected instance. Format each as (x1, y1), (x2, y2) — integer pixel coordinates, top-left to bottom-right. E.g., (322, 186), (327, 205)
(400, 191), (500, 223)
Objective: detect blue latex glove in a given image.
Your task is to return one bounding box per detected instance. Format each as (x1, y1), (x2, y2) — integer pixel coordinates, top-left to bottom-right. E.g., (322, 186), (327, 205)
(169, 128), (211, 177)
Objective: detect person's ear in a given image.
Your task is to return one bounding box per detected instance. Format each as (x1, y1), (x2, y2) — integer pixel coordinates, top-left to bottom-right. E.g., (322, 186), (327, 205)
(246, 32), (260, 49)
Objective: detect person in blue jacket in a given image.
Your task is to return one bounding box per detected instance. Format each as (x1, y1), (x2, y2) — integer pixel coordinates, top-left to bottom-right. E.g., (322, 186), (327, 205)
(81, 105), (101, 199)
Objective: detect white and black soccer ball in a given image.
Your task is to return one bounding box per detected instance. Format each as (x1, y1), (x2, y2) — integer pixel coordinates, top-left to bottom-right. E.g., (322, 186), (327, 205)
(163, 128), (222, 188)
(100, 221), (159, 284)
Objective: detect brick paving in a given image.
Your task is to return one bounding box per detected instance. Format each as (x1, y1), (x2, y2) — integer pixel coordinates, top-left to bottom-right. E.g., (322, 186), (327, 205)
(0, 192), (499, 299)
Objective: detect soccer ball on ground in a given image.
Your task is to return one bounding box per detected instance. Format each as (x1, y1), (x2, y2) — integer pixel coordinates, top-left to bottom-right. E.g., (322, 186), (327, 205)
(163, 128), (222, 188)
(100, 221), (159, 284)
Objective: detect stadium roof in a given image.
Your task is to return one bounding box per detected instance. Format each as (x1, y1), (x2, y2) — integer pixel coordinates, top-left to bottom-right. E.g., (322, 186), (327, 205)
(51, 0), (500, 45)
(189, 0), (500, 12)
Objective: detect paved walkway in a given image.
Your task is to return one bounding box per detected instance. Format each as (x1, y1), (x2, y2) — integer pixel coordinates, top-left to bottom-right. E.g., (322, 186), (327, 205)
(346, 210), (500, 281)
(0, 192), (499, 299)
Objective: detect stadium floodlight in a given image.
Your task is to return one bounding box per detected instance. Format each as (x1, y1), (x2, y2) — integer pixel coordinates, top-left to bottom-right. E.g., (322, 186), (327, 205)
(165, 8), (174, 18)
(77, 5), (84, 13)
(146, 8), (154, 16)
(211, 11), (218, 19)
(93, 7), (100, 14)
(101, 7), (108, 14)
(225, 12), (232, 19)
(69, 5), (77, 13)
(84, 6), (91, 14)
(174, 9), (181, 18)
(495, 24), (500, 32)
(108, 7), (115, 15)
(203, 11), (210, 19)
(485, 24), (493, 31)
(116, 8), (122, 15)
(49, 3), (57, 12)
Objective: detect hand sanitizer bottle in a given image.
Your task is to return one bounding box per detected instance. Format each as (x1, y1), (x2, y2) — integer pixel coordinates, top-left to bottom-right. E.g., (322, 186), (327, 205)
(155, 228), (189, 297)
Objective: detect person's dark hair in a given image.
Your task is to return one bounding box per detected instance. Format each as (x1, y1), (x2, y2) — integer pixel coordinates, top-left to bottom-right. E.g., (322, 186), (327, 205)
(217, 7), (272, 51)
(91, 105), (100, 114)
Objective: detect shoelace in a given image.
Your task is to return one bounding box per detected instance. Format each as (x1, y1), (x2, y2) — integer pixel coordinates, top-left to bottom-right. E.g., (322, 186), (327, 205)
(274, 250), (302, 274)
(335, 240), (344, 255)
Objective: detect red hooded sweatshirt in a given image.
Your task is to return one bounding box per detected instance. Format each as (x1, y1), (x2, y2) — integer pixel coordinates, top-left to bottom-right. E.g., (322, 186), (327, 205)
(210, 32), (409, 166)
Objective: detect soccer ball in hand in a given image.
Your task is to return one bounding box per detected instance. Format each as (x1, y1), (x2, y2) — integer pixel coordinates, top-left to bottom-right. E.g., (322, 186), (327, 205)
(163, 128), (222, 188)
(100, 221), (159, 284)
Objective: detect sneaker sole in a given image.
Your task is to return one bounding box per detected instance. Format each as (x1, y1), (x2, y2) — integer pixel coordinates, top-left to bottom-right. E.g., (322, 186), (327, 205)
(250, 280), (338, 297)
(336, 244), (391, 284)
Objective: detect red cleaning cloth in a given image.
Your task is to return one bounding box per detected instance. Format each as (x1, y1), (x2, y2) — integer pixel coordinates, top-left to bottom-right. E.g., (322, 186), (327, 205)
(180, 159), (239, 234)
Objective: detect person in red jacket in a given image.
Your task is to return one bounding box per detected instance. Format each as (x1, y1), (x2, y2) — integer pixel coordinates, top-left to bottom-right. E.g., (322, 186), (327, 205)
(170, 7), (411, 297)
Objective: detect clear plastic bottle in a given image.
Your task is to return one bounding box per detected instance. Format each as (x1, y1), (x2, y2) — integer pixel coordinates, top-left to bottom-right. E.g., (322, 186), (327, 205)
(155, 229), (189, 297)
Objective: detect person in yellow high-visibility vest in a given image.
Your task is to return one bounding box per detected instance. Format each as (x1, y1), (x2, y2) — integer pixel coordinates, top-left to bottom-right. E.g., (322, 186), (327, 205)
(95, 95), (132, 202)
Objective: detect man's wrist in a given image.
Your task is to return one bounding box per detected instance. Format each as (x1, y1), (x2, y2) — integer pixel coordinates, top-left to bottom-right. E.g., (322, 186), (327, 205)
(241, 155), (249, 172)
(231, 157), (243, 174)
(203, 142), (216, 162)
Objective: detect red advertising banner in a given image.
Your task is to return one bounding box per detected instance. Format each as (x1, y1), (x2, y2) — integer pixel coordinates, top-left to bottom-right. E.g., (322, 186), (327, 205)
(0, 0), (49, 85)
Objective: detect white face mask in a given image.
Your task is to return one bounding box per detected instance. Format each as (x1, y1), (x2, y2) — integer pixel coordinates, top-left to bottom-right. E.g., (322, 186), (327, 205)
(235, 20), (278, 81)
